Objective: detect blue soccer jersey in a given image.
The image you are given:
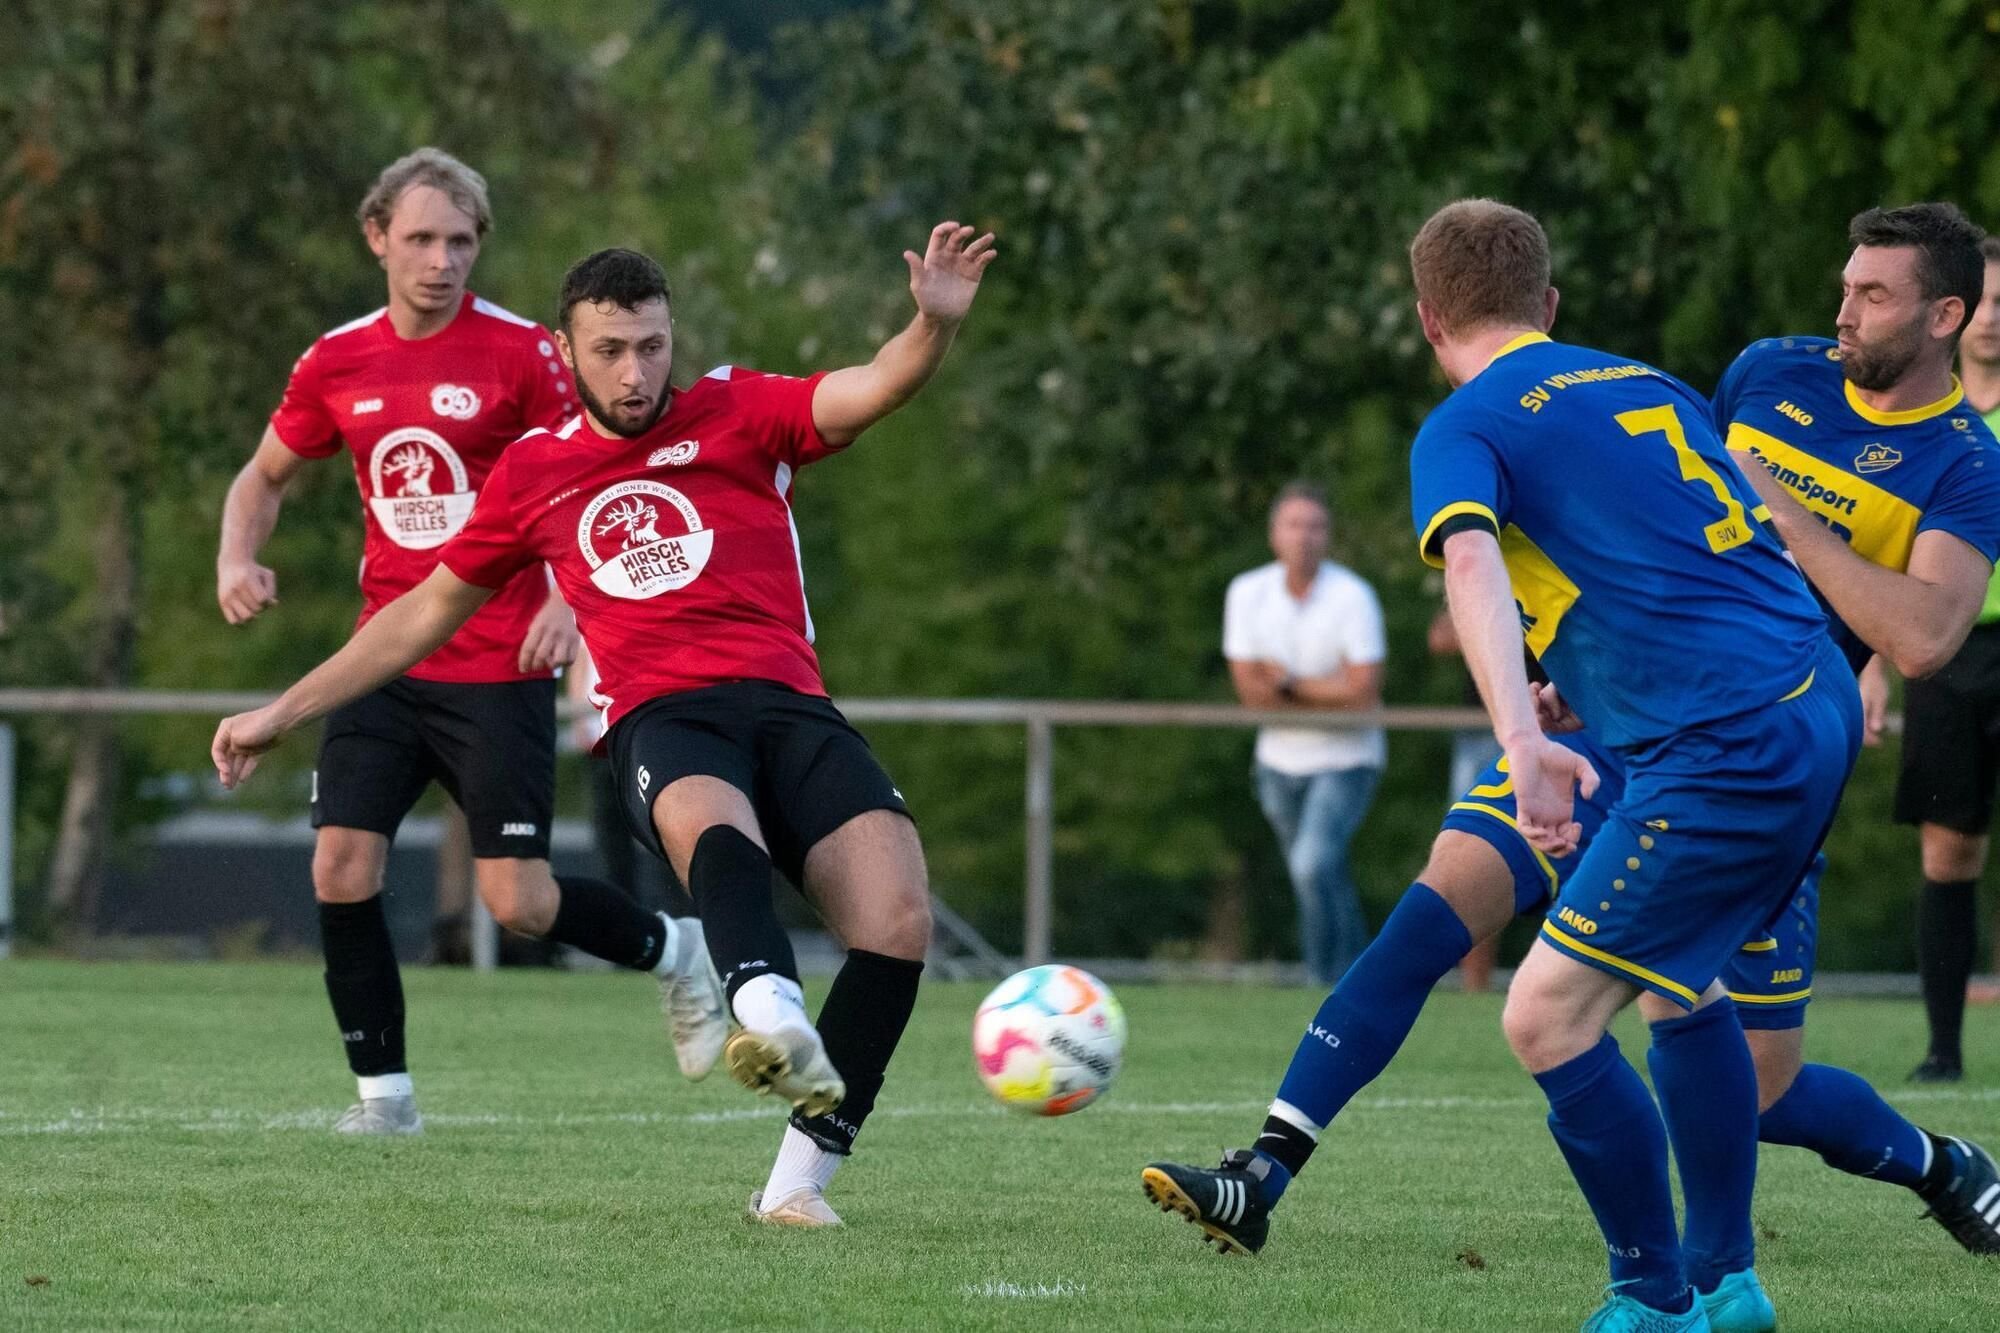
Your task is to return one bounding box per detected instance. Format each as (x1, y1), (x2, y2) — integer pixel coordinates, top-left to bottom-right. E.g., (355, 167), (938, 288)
(1714, 335), (2000, 670)
(1411, 334), (1829, 749)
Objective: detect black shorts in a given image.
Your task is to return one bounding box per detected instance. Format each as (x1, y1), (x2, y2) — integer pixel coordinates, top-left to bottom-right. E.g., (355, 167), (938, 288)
(606, 682), (910, 887)
(313, 676), (556, 859)
(1896, 623), (2000, 834)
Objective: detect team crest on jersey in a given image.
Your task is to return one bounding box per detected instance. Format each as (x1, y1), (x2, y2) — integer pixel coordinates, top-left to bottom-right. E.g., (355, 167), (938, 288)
(1854, 443), (1902, 474)
(647, 439), (700, 467)
(430, 383), (481, 421)
(367, 429), (476, 549)
(1952, 417), (1972, 432)
(576, 479), (714, 599)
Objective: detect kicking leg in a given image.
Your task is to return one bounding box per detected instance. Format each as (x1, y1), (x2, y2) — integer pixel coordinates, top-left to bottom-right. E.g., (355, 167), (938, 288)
(1141, 830), (1517, 1254)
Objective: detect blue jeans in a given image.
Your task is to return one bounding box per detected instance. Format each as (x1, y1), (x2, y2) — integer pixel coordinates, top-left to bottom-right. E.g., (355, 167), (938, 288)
(1253, 763), (1381, 986)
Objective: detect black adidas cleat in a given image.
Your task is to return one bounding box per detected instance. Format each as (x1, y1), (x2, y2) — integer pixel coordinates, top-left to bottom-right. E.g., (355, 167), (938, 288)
(1140, 1149), (1273, 1256)
(1918, 1135), (2000, 1255)
(1909, 1056), (1964, 1084)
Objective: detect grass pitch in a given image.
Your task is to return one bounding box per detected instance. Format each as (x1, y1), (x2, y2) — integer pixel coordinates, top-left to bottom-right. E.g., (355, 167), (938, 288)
(2, 960), (1996, 1330)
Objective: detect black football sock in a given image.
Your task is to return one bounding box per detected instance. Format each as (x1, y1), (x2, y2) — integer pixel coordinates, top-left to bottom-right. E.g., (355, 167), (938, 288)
(1254, 1113), (1319, 1180)
(1918, 878), (1977, 1066)
(548, 875), (667, 971)
(687, 826), (798, 1002)
(319, 897), (407, 1078)
(790, 948), (924, 1155)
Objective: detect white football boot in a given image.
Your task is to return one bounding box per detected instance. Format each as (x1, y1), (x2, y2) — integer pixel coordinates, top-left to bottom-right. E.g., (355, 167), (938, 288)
(655, 916), (728, 1081)
(332, 1095), (423, 1136)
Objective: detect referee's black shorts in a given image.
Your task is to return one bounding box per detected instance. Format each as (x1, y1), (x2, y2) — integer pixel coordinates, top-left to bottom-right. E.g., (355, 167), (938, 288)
(312, 676), (556, 860)
(1896, 622), (2000, 834)
(606, 681), (910, 888)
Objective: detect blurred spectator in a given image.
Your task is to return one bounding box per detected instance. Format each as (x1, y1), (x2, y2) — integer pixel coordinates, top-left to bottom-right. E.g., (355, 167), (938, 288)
(565, 648), (692, 918)
(1896, 235), (2000, 1082)
(1428, 605), (1504, 993)
(1225, 482), (1385, 985)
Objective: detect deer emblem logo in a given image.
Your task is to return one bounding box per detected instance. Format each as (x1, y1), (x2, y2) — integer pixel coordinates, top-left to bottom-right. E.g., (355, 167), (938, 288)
(575, 480), (714, 600)
(595, 497), (662, 550)
(383, 442), (436, 496)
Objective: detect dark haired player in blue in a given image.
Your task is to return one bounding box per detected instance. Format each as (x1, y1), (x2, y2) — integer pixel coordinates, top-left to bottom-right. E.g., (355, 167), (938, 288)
(1150, 199), (1864, 1332)
(1140, 203), (2000, 1320)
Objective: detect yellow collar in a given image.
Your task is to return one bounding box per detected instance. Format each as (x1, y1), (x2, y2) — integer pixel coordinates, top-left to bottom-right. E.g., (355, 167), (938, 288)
(1492, 331), (1552, 361)
(1844, 375), (1964, 426)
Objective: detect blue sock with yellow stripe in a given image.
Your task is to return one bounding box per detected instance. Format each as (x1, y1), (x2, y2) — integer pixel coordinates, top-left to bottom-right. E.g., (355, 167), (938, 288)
(1536, 1033), (1689, 1313)
(1758, 1063), (1929, 1188)
(1255, 883), (1473, 1203)
(1647, 997), (1758, 1295)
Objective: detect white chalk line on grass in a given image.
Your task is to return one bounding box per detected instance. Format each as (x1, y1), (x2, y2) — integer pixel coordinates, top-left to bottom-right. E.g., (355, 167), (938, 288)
(960, 1279), (1088, 1301)
(0, 1086), (1993, 1137)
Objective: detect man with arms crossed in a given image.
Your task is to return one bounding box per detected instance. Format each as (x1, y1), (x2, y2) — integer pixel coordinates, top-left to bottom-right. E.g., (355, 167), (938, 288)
(217, 149), (724, 1136)
(214, 223), (997, 1225)
(1150, 199), (1863, 1331)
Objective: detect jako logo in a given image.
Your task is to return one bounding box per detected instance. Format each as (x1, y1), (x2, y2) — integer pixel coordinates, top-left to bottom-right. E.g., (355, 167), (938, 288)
(1769, 968), (1804, 984)
(352, 398), (384, 416)
(1305, 1022), (1341, 1051)
(1774, 400), (1814, 427)
(430, 384), (481, 420)
(1556, 906), (1599, 936)
(500, 822), (537, 837)
(648, 439), (699, 467)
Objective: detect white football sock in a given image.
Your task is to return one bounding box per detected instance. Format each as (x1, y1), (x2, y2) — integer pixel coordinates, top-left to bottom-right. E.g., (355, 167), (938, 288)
(357, 1072), (414, 1102)
(760, 1125), (842, 1208)
(732, 972), (809, 1033)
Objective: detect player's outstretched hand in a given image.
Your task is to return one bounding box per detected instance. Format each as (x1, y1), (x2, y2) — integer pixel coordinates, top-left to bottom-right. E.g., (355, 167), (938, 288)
(1858, 655), (1889, 747)
(905, 221), (997, 325)
(212, 706), (287, 790)
(218, 558), (279, 625)
(518, 597), (581, 675)
(1505, 733), (1599, 857)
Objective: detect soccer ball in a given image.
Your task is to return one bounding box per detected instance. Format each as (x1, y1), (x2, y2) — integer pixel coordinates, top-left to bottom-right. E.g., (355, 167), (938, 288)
(971, 964), (1126, 1115)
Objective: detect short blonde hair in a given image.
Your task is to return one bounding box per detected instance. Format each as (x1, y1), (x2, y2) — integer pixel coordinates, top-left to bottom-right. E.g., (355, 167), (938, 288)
(356, 147), (492, 237)
(1409, 199), (1550, 335)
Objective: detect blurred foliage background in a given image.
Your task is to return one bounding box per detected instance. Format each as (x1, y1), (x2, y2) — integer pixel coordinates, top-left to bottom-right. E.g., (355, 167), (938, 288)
(5, 0), (2000, 967)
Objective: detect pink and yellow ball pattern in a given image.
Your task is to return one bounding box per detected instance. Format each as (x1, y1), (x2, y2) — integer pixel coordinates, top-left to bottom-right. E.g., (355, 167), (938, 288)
(971, 964), (1127, 1115)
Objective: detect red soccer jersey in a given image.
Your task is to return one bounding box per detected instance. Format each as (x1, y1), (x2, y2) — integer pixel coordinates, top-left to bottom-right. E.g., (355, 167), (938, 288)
(269, 292), (577, 682)
(438, 365), (840, 731)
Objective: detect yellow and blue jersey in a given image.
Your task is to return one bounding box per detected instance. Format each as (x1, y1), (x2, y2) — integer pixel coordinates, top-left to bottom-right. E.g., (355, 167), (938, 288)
(1713, 335), (2000, 671)
(1410, 333), (1828, 749)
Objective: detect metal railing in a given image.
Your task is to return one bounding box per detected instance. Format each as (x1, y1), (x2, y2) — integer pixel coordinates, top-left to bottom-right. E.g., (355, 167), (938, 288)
(0, 688), (1495, 966)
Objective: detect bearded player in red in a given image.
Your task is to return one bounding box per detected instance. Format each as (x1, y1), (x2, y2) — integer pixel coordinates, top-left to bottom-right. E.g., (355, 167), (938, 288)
(215, 150), (726, 1138)
(215, 221), (998, 1225)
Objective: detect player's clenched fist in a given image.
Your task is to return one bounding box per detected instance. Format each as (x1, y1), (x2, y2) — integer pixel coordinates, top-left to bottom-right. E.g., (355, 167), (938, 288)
(212, 705), (288, 790)
(217, 558), (279, 625)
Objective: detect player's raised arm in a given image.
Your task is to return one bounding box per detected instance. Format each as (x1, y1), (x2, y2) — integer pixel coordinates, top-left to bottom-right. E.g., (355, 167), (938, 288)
(217, 426), (312, 624)
(211, 565), (495, 788)
(811, 221), (997, 447)
(1439, 529), (1597, 855)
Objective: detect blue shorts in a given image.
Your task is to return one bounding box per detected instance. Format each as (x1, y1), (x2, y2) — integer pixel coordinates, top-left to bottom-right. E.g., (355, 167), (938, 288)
(1719, 854), (1822, 1031)
(1538, 639), (1859, 1011)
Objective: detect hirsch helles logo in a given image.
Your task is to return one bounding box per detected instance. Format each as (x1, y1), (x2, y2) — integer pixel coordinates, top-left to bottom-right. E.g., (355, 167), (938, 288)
(367, 429), (476, 549)
(576, 480), (714, 599)
(430, 383), (481, 421)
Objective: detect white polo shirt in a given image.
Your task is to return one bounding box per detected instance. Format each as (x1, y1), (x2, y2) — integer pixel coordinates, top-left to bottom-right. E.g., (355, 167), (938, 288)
(1223, 560), (1387, 775)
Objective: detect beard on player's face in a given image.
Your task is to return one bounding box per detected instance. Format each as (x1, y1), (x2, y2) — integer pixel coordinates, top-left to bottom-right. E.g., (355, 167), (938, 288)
(575, 364), (670, 438)
(1839, 310), (1930, 393)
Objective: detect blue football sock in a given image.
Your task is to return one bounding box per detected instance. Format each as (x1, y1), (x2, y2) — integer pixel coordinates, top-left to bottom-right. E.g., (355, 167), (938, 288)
(1758, 1062), (1930, 1188)
(1253, 883), (1474, 1204)
(1647, 998), (1758, 1295)
(1536, 1034), (1688, 1313)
